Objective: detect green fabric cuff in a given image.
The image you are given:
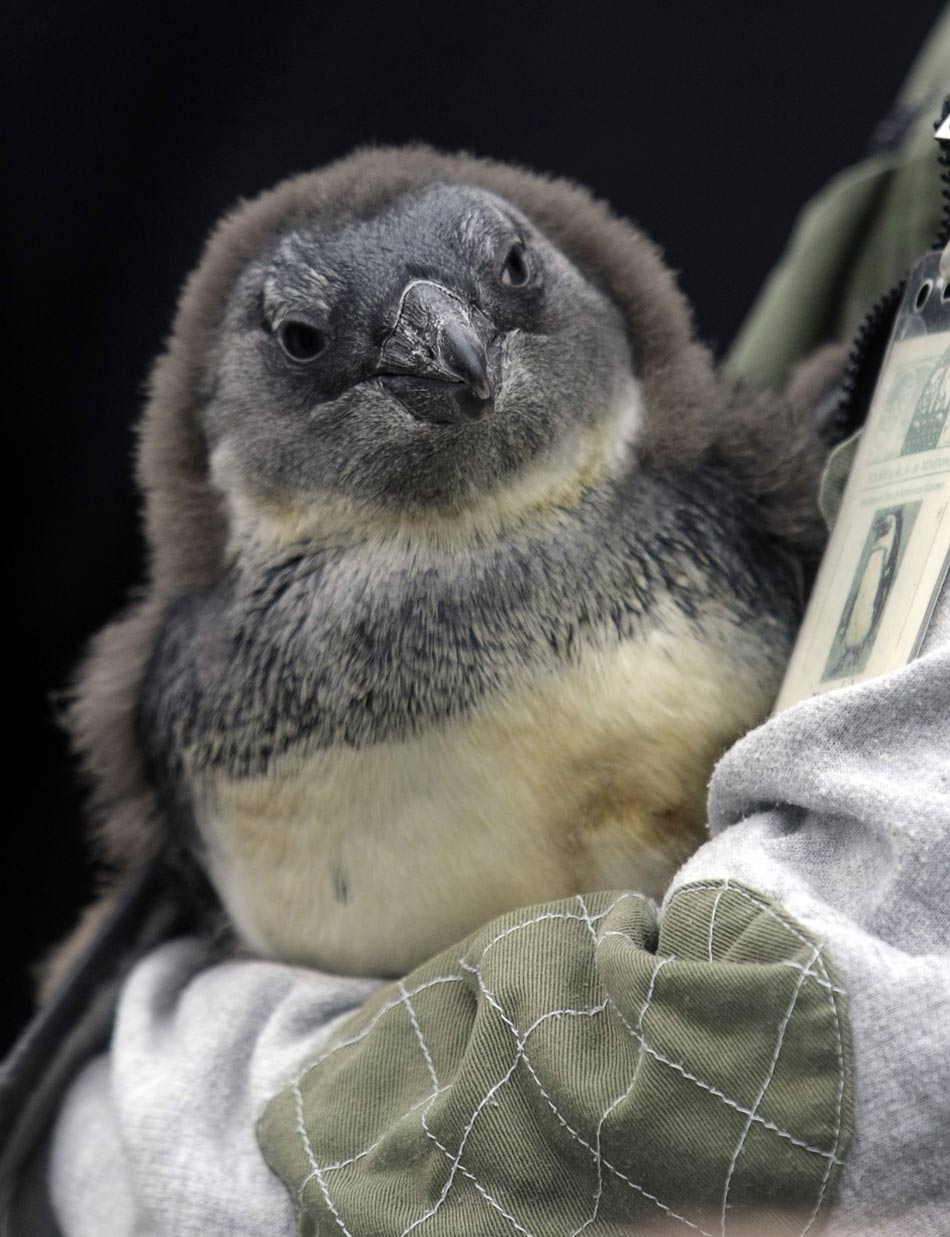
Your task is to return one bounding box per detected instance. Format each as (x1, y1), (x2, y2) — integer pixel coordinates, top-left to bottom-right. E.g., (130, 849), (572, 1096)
(258, 883), (852, 1236)
(726, 8), (950, 392)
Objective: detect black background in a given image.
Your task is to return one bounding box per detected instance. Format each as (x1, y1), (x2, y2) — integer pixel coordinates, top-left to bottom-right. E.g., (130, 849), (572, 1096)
(5, 1), (942, 1052)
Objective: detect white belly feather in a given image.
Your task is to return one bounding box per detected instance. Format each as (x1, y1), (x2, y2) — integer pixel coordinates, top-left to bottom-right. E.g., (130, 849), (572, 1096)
(197, 609), (777, 975)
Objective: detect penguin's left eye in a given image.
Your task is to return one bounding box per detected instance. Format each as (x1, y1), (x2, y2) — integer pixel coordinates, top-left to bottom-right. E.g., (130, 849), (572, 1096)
(278, 321), (327, 362)
(499, 243), (530, 288)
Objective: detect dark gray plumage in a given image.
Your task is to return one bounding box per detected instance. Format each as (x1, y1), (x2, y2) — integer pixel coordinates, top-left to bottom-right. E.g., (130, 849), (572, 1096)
(57, 147), (835, 983)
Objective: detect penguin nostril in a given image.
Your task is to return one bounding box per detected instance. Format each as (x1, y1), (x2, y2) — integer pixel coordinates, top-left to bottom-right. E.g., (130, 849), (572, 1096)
(452, 385), (494, 422)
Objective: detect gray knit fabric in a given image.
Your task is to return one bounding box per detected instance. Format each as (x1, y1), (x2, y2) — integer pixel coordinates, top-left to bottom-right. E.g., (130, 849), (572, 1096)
(674, 585), (949, 1235)
(48, 943), (378, 1236)
(46, 592), (948, 1236)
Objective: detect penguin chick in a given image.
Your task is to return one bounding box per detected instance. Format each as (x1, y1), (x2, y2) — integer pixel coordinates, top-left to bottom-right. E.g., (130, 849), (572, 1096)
(67, 147), (832, 979)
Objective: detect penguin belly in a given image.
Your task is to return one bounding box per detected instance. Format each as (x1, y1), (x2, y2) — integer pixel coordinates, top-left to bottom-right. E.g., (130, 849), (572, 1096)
(196, 612), (780, 975)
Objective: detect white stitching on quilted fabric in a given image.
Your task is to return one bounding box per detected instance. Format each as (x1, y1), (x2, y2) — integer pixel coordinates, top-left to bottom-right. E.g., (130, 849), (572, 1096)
(289, 909), (611, 1236)
(719, 944), (822, 1235)
(290, 974), (463, 1234)
(664, 952), (844, 996)
(302, 1090), (450, 1182)
(606, 980), (840, 1161)
(601, 890), (656, 916)
(404, 1041), (522, 1233)
(797, 956), (847, 1236)
(597, 929), (642, 945)
(672, 885), (848, 1162)
(396, 977), (519, 1237)
(412, 985), (614, 1237)
(470, 908), (614, 969)
(400, 981), (440, 1092)
(420, 1109), (539, 1237)
(294, 974), (463, 1084)
(669, 880), (846, 995)
(595, 890), (841, 1163)
(293, 1077), (356, 1237)
(571, 954), (671, 1237)
(575, 894), (602, 946)
(461, 951), (712, 1234)
(575, 895), (626, 1235)
(401, 976), (545, 1236)
(520, 999), (610, 1038)
(670, 882), (849, 1228)
(774, 961), (845, 994)
(708, 882), (729, 961)
(289, 883), (846, 1236)
(670, 883), (820, 955)
(403, 951), (599, 1237)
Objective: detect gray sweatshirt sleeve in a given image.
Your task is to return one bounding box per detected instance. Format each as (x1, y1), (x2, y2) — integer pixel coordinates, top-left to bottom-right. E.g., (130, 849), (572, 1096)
(670, 590), (949, 1235)
(47, 942), (379, 1237)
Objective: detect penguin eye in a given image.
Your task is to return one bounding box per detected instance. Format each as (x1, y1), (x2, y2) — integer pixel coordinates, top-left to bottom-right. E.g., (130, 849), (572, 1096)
(499, 243), (529, 288)
(278, 321), (327, 362)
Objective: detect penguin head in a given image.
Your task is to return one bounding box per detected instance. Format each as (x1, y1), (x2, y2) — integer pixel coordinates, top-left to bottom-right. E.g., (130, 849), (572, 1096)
(872, 511), (899, 550)
(205, 182), (634, 515)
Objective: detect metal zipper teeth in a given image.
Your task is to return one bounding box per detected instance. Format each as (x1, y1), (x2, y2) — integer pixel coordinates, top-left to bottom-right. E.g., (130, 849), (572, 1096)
(829, 282), (905, 445)
(830, 98), (950, 446)
(938, 94), (950, 249)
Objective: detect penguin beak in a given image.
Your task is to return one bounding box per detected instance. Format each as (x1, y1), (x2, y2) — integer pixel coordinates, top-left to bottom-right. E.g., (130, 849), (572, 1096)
(376, 280), (497, 425)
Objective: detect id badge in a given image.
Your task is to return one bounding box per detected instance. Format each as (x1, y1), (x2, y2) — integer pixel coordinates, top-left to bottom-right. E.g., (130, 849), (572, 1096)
(775, 247), (950, 712)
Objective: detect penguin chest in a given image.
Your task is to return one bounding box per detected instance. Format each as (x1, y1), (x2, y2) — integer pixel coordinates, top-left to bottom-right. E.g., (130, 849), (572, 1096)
(196, 615), (776, 975)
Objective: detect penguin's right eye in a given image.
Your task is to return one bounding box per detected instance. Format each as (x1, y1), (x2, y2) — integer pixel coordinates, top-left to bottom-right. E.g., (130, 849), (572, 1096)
(498, 243), (530, 288)
(277, 321), (327, 362)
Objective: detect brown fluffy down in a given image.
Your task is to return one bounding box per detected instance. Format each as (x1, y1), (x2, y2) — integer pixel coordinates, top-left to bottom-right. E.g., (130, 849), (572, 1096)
(59, 145), (836, 970)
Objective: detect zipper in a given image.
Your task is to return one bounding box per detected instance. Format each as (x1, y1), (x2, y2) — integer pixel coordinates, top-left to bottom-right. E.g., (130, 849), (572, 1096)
(829, 95), (950, 447)
(830, 281), (905, 444)
(938, 93), (950, 249)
